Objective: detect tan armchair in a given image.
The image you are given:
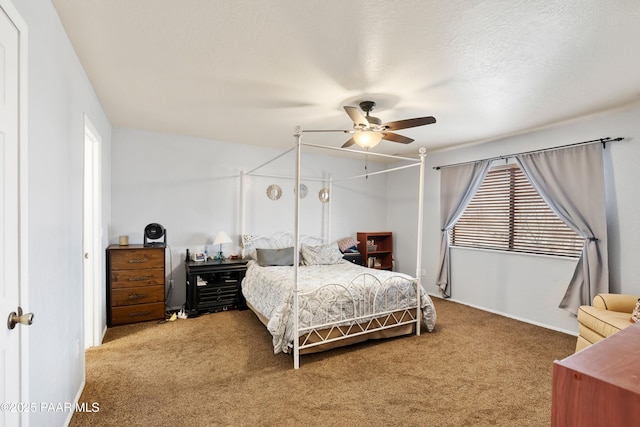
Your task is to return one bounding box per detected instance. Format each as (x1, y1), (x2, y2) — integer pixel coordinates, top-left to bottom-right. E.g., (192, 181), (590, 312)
(575, 293), (640, 352)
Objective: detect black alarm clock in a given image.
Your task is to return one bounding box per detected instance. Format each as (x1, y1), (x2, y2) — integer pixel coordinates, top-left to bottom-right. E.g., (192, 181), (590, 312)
(144, 223), (166, 247)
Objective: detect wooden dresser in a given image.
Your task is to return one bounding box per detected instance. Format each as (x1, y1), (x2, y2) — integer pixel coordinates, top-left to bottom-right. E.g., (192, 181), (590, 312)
(551, 322), (640, 426)
(107, 244), (165, 326)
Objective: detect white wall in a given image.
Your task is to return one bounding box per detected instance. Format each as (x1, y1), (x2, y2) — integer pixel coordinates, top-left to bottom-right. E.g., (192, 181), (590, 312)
(12, 1), (112, 425)
(390, 102), (640, 334)
(111, 127), (390, 309)
(113, 104), (640, 335)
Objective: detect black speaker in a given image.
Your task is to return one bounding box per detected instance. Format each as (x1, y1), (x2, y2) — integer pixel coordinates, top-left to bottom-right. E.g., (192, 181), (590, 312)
(144, 223), (166, 247)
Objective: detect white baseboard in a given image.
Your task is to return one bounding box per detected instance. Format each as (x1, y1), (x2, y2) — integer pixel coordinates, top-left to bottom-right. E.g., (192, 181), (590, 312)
(428, 293), (579, 337)
(65, 378), (86, 427)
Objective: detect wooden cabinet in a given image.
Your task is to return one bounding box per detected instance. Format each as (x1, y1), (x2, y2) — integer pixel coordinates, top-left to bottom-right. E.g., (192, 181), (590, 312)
(551, 322), (640, 426)
(357, 232), (393, 270)
(185, 259), (248, 317)
(107, 245), (165, 326)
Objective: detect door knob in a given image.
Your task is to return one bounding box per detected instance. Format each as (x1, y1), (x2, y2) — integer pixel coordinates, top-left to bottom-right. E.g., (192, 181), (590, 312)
(7, 307), (34, 330)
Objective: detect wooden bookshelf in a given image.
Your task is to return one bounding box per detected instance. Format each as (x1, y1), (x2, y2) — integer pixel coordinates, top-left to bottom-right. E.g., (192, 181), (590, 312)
(357, 232), (393, 270)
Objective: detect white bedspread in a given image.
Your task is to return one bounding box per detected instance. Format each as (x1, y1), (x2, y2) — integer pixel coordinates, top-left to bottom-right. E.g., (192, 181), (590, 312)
(242, 260), (437, 353)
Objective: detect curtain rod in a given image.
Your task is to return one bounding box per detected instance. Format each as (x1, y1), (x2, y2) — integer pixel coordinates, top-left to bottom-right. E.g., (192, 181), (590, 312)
(433, 137), (624, 170)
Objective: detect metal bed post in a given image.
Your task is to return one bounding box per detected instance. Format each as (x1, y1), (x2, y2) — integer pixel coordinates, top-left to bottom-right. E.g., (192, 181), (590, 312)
(328, 174), (333, 242)
(415, 148), (427, 336)
(240, 171), (246, 258)
(293, 128), (302, 369)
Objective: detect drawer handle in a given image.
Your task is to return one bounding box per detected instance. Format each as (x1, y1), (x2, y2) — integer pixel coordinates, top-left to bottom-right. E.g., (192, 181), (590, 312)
(128, 276), (149, 282)
(129, 311), (151, 317)
(128, 258), (149, 264)
(128, 293), (146, 300)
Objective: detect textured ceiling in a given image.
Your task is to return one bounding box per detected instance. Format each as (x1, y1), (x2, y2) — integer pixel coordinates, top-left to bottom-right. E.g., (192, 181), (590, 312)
(51, 0), (640, 156)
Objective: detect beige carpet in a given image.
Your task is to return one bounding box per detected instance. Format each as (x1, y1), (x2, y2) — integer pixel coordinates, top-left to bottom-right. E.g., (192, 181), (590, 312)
(70, 299), (575, 426)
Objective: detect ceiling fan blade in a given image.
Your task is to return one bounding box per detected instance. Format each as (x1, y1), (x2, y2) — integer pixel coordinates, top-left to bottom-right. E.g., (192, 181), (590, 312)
(344, 106), (370, 127)
(384, 116), (436, 131)
(382, 132), (414, 144)
(341, 137), (356, 148)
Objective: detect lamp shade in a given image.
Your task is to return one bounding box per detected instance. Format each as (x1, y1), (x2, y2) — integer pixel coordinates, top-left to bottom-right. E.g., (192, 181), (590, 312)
(353, 130), (382, 148)
(213, 231), (232, 245)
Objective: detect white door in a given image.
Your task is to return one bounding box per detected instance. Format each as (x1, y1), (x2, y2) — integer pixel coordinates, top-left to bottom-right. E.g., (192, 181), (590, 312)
(0, 2), (28, 425)
(83, 116), (102, 349)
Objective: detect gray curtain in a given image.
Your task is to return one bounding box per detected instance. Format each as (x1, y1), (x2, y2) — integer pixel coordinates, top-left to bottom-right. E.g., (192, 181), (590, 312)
(516, 143), (608, 314)
(437, 160), (491, 297)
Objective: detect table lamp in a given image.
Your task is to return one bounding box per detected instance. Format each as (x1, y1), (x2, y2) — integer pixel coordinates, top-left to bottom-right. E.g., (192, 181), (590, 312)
(213, 231), (232, 260)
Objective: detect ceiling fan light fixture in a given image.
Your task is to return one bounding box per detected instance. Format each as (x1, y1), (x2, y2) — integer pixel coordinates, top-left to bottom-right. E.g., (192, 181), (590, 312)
(340, 99), (436, 149)
(353, 130), (382, 148)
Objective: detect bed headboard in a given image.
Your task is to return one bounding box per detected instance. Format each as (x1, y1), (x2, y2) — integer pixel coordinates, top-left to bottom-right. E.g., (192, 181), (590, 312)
(242, 232), (326, 258)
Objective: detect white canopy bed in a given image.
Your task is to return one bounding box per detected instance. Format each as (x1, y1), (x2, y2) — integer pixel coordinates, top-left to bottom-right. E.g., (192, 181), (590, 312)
(240, 127), (436, 368)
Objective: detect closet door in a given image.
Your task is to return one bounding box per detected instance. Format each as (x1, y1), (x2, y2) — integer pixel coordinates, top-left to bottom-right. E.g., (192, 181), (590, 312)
(0, 2), (29, 425)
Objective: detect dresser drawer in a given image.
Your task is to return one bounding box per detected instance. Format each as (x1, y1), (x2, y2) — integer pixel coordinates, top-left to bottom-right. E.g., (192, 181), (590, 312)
(110, 302), (165, 326)
(198, 284), (237, 299)
(107, 245), (166, 327)
(195, 283), (238, 311)
(110, 267), (165, 289)
(110, 248), (165, 270)
(111, 285), (164, 307)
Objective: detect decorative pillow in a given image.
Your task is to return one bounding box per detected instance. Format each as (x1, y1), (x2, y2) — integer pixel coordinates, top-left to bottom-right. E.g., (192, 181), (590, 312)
(256, 247), (294, 267)
(631, 298), (640, 323)
(336, 236), (359, 253)
(301, 244), (344, 265)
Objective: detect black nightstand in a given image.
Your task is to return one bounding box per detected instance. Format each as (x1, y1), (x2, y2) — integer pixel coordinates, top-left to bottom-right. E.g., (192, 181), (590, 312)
(342, 252), (364, 266)
(185, 259), (248, 317)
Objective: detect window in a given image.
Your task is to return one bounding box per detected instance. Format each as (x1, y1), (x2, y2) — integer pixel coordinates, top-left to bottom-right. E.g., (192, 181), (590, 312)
(451, 164), (584, 257)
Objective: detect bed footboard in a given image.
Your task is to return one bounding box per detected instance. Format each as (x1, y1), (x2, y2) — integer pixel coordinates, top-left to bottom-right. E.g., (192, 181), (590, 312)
(295, 273), (421, 353)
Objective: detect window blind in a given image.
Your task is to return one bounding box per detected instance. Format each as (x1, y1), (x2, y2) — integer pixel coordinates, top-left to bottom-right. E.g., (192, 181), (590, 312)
(451, 164), (584, 257)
